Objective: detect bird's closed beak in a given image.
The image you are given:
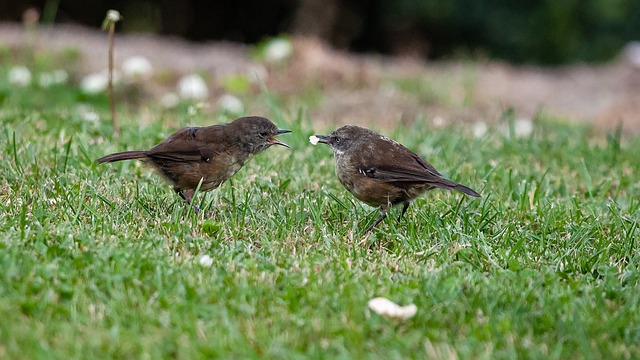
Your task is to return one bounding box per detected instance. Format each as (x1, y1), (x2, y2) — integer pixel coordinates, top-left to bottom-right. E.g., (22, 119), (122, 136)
(269, 129), (291, 148)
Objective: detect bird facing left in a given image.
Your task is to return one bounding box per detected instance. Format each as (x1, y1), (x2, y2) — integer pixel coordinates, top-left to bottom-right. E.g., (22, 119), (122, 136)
(97, 116), (291, 206)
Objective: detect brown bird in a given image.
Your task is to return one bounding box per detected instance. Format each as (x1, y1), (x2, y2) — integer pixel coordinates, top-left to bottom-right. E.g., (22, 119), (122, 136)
(313, 125), (480, 233)
(97, 116), (290, 206)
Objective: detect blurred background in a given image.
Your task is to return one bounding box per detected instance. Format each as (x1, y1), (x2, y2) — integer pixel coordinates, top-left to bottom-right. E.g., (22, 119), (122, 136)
(2, 0), (640, 64)
(2, 0), (640, 134)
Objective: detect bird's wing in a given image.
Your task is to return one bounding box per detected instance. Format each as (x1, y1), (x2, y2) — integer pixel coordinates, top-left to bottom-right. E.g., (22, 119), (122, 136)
(355, 137), (479, 196)
(357, 139), (446, 182)
(361, 163), (452, 184)
(146, 126), (225, 163)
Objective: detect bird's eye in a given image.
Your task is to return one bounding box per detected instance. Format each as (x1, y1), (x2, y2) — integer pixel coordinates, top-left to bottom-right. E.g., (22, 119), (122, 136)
(334, 137), (341, 143)
(260, 132), (269, 137)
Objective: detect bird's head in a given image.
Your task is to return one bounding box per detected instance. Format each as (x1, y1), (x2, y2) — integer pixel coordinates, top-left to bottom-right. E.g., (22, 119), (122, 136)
(312, 125), (373, 155)
(230, 116), (291, 154)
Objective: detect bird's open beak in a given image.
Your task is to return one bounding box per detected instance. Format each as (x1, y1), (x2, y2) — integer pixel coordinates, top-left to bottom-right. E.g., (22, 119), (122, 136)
(314, 135), (330, 144)
(269, 129), (291, 148)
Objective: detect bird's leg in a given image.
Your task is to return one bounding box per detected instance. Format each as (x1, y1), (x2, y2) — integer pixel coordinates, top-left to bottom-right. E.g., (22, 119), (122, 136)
(364, 207), (388, 234)
(175, 188), (200, 213)
(175, 187), (189, 202)
(398, 202), (410, 222)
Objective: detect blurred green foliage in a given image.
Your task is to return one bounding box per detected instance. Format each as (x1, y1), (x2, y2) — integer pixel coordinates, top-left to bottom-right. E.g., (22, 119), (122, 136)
(382, 0), (640, 63)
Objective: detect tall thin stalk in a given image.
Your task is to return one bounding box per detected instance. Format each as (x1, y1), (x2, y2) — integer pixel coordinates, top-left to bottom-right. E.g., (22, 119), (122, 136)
(102, 10), (121, 137)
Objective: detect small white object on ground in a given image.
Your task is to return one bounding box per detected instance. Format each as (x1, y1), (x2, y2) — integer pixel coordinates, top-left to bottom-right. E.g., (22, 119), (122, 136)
(80, 72), (109, 94)
(368, 297), (417, 320)
(473, 121), (488, 138)
(8, 66), (31, 86)
(499, 117), (534, 138)
(264, 38), (293, 63)
(39, 70), (68, 87)
(309, 135), (320, 145)
(218, 94), (244, 114)
(122, 56), (153, 80)
(199, 255), (213, 267)
(178, 74), (209, 100)
(514, 118), (533, 137)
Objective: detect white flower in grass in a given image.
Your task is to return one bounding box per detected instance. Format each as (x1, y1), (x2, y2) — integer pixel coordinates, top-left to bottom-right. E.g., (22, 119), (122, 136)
(217, 94), (243, 115)
(500, 118), (534, 138)
(264, 38), (293, 63)
(514, 118), (533, 137)
(82, 111), (100, 123)
(80, 71), (120, 94)
(8, 66), (31, 86)
(75, 104), (100, 123)
(199, 255), (213, 267)
(39, 70), (69, 87)
(472, 121), (488, 138)
(368, 297), (417, 320)
(81, 73), (107, 94)
(122, 56), (153, 80)
(178, 74), (209, 100)
(106, 10), (121, 23)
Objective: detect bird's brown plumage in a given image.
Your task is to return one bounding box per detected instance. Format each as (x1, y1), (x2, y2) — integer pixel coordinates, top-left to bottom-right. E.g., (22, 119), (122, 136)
(315, 125), (480, 233)
(97, 116), (290, 205)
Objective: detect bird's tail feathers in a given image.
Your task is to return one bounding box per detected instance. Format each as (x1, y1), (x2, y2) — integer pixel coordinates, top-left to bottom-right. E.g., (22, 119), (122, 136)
(434, 178), (481, 197)
(97, 151), (147, 163)
(453, 183), (481, 197)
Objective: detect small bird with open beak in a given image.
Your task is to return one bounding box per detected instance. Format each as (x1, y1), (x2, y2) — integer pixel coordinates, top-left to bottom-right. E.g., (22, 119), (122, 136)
(311, 125), (480, 233)
(98, 116), (290, 207)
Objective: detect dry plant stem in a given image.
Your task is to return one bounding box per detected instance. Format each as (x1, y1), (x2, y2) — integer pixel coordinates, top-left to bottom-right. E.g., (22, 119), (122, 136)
(108, 23), (119, 137)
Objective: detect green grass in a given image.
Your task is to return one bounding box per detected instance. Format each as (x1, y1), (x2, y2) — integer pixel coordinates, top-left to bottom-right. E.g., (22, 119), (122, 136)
(1, 72), (640, 359)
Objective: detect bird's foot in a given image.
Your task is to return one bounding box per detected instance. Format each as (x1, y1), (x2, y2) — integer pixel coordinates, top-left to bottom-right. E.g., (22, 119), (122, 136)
(363, 208), (388, 234)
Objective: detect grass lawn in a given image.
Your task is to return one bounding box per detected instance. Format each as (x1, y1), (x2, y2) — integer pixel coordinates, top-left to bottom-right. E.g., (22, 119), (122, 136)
(1, 66), (640, 359)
